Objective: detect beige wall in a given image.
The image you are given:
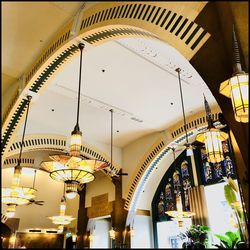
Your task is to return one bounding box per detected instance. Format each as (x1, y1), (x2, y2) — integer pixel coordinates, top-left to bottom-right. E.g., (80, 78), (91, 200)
(85, 172), (115, 208)
(122, 131), (163, 199)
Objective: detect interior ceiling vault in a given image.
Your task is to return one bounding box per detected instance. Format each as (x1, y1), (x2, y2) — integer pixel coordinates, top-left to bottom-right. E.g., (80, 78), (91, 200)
(3, 2), (217, 149)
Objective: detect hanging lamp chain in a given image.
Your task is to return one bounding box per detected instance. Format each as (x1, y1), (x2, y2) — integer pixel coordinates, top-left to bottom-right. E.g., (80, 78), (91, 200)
(110, 109), (114, 169)
(32, 169), (37, 189)
(176, 68), (189, 144)
(232, 25), (243, 74)
(17, 95), (32, 167)
(74, 43), (85, 132)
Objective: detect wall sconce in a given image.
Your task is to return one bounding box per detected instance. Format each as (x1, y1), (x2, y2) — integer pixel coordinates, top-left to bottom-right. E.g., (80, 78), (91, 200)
(219, 26), (248, 123)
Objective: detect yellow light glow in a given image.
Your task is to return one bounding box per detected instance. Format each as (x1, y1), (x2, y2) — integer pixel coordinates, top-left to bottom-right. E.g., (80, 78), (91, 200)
(72, 234), (77, 242)
(70, 133), (82, 156)
(196, 128), (228, 163)
(2, 187), (36, 205)
(60, 203), (66, 216)
(130, 228), (135, 237)
(109, 228), (115, 239)
(166, 195), (195, 219)
(220, 73), (248, 123)
(6, 205), (16, 218)
(48, 215), (75, 225)
(12, 168), (22, 188)
(9, 234), (16, 245)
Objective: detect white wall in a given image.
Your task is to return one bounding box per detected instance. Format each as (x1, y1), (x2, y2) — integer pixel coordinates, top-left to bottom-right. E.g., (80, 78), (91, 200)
(157, 219), (191, 248)
(90, 219), (110, 248)
(131, 215), (153, 248)
(204, 182), (240, 243)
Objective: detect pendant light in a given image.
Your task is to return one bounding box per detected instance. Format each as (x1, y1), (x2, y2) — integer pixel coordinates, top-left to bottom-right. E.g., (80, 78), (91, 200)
(48, 185), (75, 227)
(175, 68), (194, 156)
(195, 95), (228, 163)
(70, 43), (84, 156)
(41, 43), (108, 199)
(165, 148), (195, 227)
(109, 109), (116, 240)
(220, 25), (248, 123)
(2, 96), (36, 217)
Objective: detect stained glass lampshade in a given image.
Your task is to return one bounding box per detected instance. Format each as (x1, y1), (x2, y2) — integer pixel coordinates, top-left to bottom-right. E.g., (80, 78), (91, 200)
(220, 72), (248, 123)
(41, 154), (108, 199)
(196, 128), (228, 163)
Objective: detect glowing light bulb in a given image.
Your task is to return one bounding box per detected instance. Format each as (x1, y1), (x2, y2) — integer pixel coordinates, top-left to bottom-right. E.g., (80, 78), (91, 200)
(6, 205), (16, 218)
(66, 191), (77, 200)
(186, 147), (193, 156)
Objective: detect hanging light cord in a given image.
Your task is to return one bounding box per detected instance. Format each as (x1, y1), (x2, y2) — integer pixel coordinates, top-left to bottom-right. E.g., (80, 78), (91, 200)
(32, 169), (37, 189)
(110, 109), (114, 169)
(17, 96), (32, 166)
(176, 68), (188, 144)
(75, 43), (85, 130)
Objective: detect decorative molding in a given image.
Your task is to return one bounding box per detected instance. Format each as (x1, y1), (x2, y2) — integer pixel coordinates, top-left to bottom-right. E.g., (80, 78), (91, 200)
(79, 2), (210, 59)
(169, 105), (221, 139)
(3, 158), (35, 168)
(124, 139), (165, 210)
(136, 209), (151, 216)
(2, 2), (210, 160)
(5, 134), (120, 175)
(124, 111), (219, 211)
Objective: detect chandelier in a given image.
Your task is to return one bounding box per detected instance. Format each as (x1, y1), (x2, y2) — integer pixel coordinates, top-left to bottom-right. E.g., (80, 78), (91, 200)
(219, 26), (248, 123)
(165, 149), (195, 227)
(48, 195), (75, 227)
(41, 155), (107, 199)
(166, 194), (195, 227)
(2, 96), (37, 217)
(195, 95), (228, 163)
(41, 43), (107, 199)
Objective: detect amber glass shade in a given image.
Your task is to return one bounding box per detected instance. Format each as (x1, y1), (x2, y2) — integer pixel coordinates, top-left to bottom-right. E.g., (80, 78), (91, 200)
(220, 72), (248, 123)
(196, 128), (228, 163)
(70, 132), (82, 157)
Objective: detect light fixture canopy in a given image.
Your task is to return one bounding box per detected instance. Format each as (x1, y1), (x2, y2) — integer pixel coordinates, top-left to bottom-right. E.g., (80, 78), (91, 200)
(195, 95), (228, 163)
(219, 26), (248, 123)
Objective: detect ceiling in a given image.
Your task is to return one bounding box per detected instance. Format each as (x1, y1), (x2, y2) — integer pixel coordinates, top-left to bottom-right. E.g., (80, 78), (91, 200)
(17, 36), (216, 148)
(2, 1), (217, 148)
(2, 1), (220, 232)
(1, 1), (96, 94)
